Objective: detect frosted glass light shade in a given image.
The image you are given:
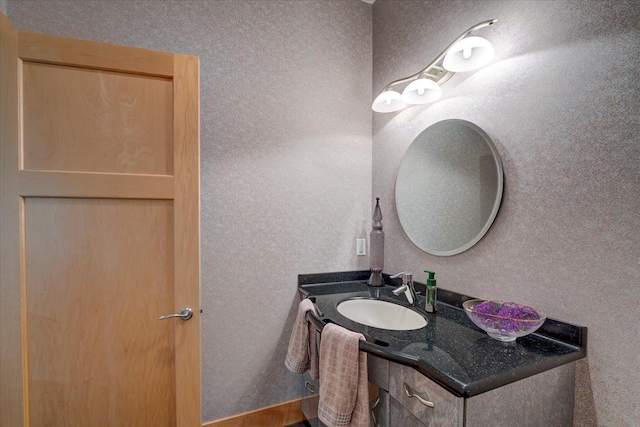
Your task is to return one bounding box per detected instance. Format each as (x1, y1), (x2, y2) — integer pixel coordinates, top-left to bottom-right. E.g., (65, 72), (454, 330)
(372, 90), (406, 113)
(402, 78), (442, 104)
(443, 36), (495, 72)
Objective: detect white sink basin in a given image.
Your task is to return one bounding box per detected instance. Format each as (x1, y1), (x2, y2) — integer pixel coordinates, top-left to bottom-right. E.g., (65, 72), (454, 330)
(336, 298), (427, 331)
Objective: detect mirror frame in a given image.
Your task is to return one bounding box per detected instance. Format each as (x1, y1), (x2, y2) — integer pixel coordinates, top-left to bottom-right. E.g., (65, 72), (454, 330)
(395, 119), (504, 256)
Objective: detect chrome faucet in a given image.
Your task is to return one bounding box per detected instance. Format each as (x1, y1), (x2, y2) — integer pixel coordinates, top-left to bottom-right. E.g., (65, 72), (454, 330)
(389, 272), (419, 308)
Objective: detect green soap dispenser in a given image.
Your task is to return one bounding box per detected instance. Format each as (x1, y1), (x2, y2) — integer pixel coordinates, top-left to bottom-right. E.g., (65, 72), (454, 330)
(424, 270), (437, 313)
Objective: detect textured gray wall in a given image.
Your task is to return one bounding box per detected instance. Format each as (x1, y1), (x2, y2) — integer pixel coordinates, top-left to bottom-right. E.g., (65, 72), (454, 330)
(1, 0), (7, 15)
(9, 0), (640, 424)
(6, 0), (372, 422)
(372, 1), (639, 426)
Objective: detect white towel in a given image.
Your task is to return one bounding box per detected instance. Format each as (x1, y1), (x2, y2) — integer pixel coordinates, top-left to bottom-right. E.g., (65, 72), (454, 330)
(317, 323), (370, 427)
(285, 299), (319, 379)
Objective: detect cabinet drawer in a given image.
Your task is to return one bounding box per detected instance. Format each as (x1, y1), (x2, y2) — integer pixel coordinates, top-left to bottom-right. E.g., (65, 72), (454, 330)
(388, 392), (429, 427)
(388, 362), (463, 427)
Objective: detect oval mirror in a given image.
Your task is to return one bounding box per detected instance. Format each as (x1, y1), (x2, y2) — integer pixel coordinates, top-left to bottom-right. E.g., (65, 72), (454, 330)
(395, 119), (503, 256)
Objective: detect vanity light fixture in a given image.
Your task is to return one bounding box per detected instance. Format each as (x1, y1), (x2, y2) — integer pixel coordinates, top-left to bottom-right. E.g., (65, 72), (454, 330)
(372, 19), (497, 113)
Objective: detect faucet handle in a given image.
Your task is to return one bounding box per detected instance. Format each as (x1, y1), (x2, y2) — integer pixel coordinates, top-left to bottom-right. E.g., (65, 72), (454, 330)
(391, 272), (417, 306)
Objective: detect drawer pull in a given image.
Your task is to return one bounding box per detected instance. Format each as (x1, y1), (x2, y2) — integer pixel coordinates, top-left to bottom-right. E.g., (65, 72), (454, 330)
(404, 382), (435, 408)
(305, 381), (316, 393)
(371, 397), (380, 426)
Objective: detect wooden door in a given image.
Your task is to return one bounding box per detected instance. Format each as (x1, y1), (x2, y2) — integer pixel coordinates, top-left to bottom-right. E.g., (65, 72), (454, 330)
(0, 13), (201, 426)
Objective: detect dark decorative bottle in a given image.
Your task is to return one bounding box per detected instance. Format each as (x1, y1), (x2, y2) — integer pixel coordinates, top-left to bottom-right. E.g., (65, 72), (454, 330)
(425, 270), (437, 313)
(368, 197), (385, 286)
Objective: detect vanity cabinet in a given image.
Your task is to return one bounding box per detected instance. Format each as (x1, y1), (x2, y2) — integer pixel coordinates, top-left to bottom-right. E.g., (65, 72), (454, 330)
(298, 272), (586, 427)
(388, 362), (462, 427)
(303, 337), (577, 427)
(369, 355), (576, 427)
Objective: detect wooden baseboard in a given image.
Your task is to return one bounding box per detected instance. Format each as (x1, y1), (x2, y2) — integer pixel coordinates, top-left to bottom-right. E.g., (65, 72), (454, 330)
(203, 397), (310, 427)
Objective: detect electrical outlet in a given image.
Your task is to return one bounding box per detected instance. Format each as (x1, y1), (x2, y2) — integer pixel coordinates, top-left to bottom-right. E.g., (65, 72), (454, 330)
(356, 239), (366, 256)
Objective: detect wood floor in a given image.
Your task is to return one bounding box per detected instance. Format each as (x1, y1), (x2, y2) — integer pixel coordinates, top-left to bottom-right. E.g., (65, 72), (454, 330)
(203, 398), (310, 427)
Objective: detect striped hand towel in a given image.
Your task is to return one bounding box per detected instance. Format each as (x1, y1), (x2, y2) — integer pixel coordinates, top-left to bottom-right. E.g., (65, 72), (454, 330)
(285, 298), (319, 379)
(317, 323), (369, 427)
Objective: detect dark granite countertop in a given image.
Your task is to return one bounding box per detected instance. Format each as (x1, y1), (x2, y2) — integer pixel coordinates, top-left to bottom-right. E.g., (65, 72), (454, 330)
(298, 270), (587, 398)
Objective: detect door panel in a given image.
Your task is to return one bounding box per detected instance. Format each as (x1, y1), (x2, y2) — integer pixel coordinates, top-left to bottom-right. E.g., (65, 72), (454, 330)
(25, 199), (175, 426)
(0, 12), (200, 426)
(22, 62), (174, 174)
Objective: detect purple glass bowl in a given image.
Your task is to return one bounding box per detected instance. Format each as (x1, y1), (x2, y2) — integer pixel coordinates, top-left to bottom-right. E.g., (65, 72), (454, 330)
(462, 299), (546, 342)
